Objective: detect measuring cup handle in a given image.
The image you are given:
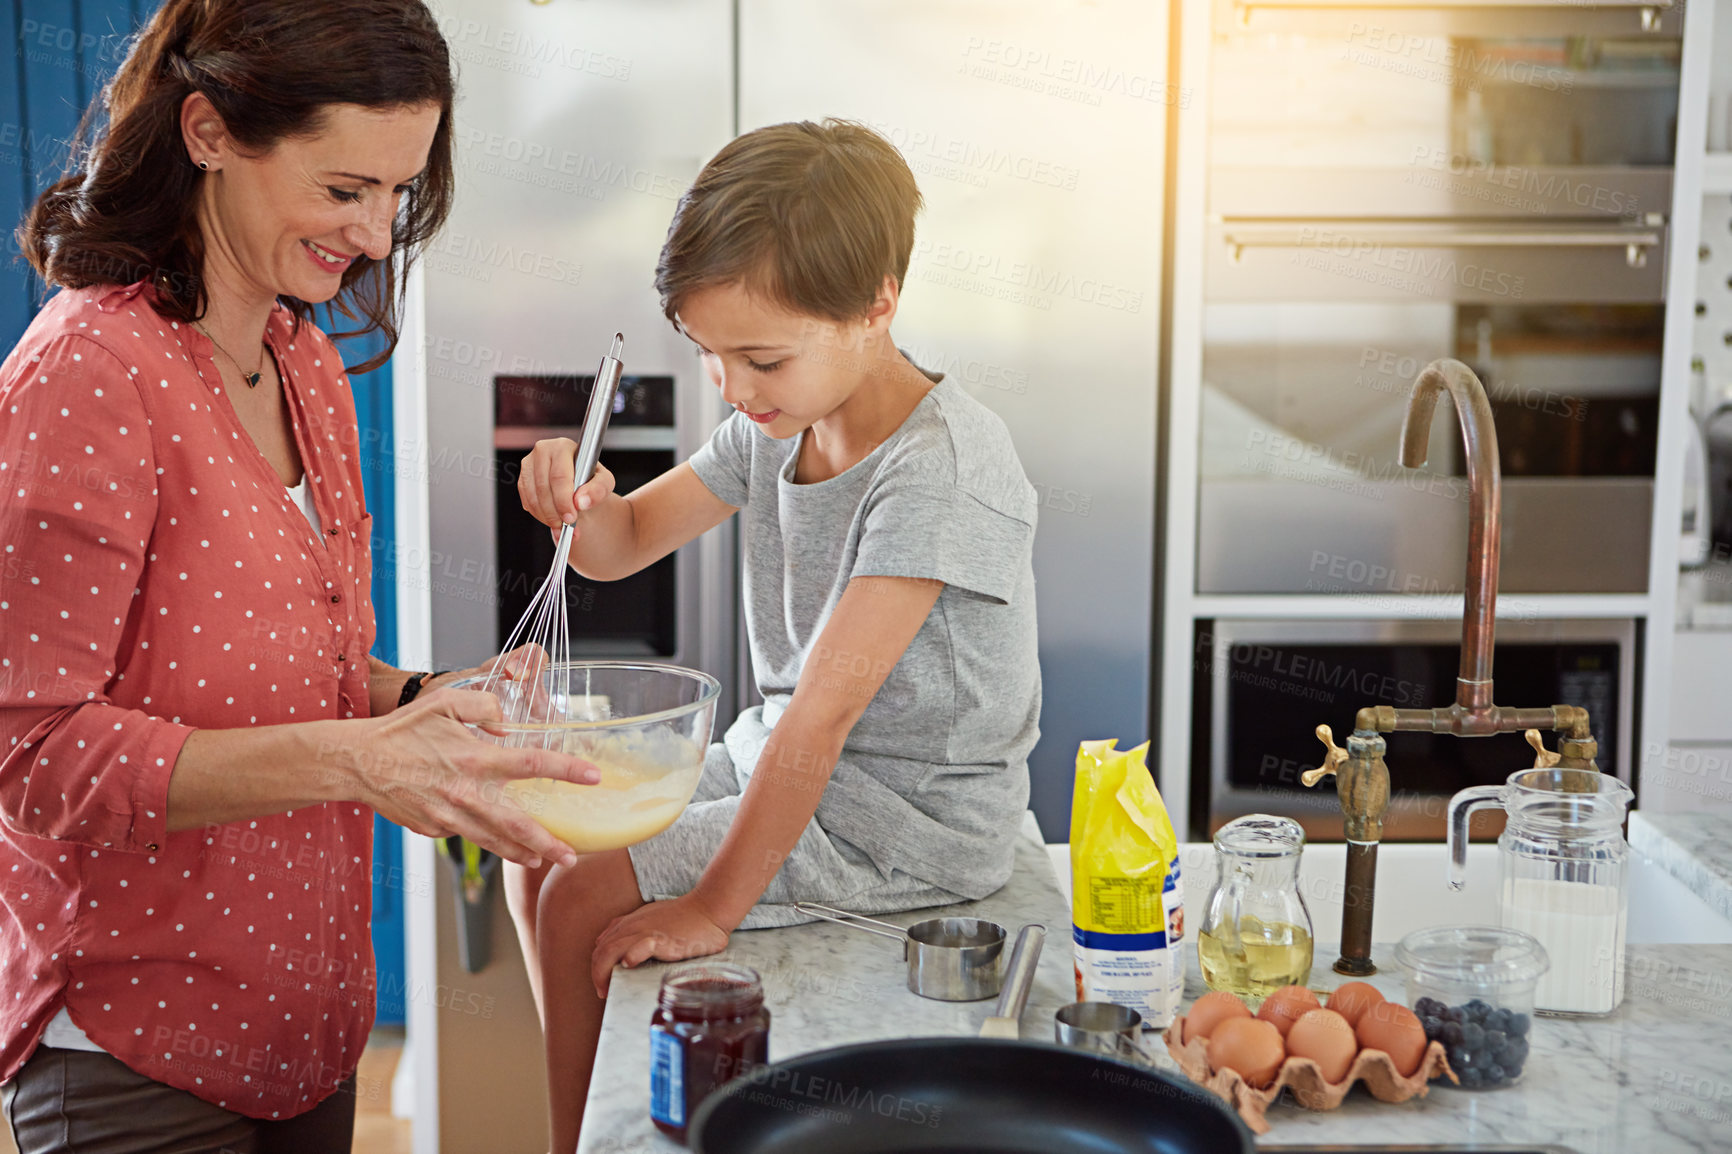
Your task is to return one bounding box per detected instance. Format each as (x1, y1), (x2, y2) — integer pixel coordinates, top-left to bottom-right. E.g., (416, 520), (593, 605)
(793, 902), (910, 945)
(994, 924), (1047, 1020)
(1446, 784), (1506, 892)
(1117, 1030), (1161, 1068)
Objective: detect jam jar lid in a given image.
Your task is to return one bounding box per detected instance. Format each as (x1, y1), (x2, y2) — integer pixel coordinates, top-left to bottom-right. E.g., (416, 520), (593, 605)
(658, 961), (765, 1015)
(1395, 926), (1551, 986)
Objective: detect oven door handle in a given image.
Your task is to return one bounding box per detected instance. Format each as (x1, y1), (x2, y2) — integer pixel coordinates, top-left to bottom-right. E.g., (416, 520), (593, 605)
(1234, 0), (1672, 32)
(1221, 218), (1666, 269)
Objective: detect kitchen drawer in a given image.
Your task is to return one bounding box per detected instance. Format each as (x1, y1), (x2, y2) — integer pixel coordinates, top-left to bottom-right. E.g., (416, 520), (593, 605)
(1211, 167), (1671, 222)
(1639, 744), (1732, 812)
(1214, 0), (1682, 39)
(1669, 632), (1732, 742)
(1205, 218), (1667, 304)
(1197, 477), (1653, 594)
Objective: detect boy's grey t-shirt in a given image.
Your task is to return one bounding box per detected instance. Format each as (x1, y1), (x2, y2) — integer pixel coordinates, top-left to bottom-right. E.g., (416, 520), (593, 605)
(688, 374), (1041, 899)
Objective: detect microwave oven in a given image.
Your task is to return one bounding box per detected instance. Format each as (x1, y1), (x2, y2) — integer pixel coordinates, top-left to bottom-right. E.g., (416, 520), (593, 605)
(1196, 617), (1636, 840)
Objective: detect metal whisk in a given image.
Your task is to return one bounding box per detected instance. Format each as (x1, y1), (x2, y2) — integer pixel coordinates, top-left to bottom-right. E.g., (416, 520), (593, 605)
(482, 333), (625, 742)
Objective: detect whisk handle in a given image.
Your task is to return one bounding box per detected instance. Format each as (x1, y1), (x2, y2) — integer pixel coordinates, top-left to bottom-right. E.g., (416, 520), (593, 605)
(572, 333), (625, 491)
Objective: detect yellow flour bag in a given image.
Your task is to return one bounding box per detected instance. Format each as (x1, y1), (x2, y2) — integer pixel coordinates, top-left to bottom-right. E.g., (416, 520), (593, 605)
(1070, 739), (1184, 1026)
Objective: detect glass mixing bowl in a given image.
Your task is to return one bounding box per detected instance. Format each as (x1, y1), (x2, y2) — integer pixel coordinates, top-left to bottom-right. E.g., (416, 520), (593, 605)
(448, 662), (720, 853)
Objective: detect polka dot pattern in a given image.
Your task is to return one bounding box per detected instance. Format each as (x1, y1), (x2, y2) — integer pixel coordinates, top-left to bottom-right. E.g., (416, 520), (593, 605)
(0, 282), (378, 1118)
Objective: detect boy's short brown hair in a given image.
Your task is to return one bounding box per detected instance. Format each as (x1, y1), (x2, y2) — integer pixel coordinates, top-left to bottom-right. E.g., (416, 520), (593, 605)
(656, 119), (923, 324)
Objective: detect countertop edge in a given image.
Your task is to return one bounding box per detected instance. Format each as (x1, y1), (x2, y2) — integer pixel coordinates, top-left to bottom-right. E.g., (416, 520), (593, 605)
(1629, 811), (1732, 923)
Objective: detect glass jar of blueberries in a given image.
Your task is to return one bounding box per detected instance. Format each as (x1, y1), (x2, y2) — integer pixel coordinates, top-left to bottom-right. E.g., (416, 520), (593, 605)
(1394, 926), (1550, 1090)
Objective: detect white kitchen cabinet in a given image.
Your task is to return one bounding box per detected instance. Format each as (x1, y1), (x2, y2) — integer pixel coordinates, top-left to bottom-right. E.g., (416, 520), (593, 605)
(1669, 631), (1732, 742)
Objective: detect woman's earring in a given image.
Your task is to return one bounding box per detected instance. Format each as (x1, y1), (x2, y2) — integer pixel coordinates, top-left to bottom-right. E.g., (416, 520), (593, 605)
(197, 160), (209, 171)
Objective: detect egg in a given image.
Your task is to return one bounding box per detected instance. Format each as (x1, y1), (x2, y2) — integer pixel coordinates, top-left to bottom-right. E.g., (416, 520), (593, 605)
(1285, 1008), (1358, 1083)
(1326, 980), (1386, 1028)
(1207, 1017), (1286, 1089)
(1185, 990), (1252, 1043)
(1255, 984), (1321, 1038)
(1355, 1001), (1428, 1077)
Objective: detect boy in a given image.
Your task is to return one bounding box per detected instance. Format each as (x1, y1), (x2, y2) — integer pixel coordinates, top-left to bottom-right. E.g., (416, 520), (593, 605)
(507, 120), (1040, 1150)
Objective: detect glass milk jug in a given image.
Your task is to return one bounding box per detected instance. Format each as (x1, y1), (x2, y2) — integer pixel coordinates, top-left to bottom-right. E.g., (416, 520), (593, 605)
(1446, 767), (1634, 1016)
(1197, 815), (1314, 998)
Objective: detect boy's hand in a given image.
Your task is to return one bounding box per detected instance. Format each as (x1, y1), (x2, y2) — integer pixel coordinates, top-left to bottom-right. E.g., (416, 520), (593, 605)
(518, 436), (616, 531)
(591, 893), (731, 997)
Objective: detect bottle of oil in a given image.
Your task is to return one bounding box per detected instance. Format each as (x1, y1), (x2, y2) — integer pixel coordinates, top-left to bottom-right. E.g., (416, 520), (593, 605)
(1197, 816), (1314, 998)
(1197, 916), (1314, 997)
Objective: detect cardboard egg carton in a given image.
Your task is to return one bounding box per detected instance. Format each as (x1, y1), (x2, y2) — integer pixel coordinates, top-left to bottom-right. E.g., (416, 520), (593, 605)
(1163, 1014), (1458, 1135)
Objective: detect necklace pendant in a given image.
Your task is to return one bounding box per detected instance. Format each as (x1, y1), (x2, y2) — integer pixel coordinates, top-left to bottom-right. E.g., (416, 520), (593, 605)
(244, 371), (262, 389)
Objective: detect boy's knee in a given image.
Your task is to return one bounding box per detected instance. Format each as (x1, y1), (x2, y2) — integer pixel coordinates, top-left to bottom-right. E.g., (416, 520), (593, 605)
(502, 857), (549, 909)
(538, 850), (641, 915)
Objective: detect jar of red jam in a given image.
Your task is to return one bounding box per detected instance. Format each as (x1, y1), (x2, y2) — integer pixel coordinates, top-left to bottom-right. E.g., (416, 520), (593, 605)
(649, 962), (770, 1142)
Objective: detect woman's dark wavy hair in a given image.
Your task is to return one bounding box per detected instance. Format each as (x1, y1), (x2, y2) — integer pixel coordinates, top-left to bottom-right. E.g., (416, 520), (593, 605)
(17, 0), (454, 372)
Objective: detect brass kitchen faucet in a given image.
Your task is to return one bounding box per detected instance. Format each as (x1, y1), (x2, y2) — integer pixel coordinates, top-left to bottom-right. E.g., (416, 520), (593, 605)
(1303, 358), (1600, 976)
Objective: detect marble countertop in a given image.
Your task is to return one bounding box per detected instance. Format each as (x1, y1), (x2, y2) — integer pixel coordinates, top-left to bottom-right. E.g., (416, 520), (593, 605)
(577, 813), (1076, 1153)
(1630, 811), (1732, 924)
(578, 818), (1732, 1154)
(1239, 944), (1732, 1152)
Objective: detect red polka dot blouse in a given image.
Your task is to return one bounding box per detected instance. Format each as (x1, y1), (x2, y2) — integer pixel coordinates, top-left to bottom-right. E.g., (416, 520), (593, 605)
(0, 282), (379, 1119)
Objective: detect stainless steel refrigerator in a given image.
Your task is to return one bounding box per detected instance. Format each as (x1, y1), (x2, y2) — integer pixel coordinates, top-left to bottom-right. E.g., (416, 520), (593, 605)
(410, 2), (1168, 1148)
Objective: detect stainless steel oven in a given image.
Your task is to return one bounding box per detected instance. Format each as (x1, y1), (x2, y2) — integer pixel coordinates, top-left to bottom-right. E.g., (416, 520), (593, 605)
(1197, 618), (1637, 839)
(1193, 1), (1680, 597)
(492, 373), (682, 658)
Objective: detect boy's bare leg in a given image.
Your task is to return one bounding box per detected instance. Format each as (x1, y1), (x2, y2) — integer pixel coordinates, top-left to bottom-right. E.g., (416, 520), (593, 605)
(504, 859), (552, 1016)
(537, 848), (646, 1154)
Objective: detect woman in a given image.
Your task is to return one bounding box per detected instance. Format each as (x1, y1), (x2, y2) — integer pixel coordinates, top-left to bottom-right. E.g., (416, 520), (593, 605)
(0, 2), (592, 1150)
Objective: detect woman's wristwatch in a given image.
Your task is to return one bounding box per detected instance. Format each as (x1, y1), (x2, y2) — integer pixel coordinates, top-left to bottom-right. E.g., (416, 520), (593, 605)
(397, 670), (449, 709)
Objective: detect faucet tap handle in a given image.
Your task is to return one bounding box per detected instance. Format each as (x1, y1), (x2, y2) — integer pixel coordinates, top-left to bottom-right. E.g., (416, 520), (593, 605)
(1304, 724), (1350, 787)
(1524, 729), (1562, 768)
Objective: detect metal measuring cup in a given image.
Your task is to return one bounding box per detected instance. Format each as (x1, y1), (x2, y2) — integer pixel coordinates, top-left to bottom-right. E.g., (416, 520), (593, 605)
(1054, 1002), (1158, 1064)
(794, 902), (1007, 1001)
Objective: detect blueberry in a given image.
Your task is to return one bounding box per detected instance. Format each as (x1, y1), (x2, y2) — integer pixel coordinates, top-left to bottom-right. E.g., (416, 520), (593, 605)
(1421, 1015), (1443, 1039)
(1416, 996), (1444, 1018)
(1451, 1047), (1478, 1071)
(1484, 1063), (1506, 1085)
(1442, 1021), (1464, 1046)
(1485, 1008), (1510, 1033)
(1503, 1038), (1529, 1067)
(1462, 1022), (1486, 1050)
(1482, 1029), (1506, 1052)
(1507, 1012), (1530, 1038)
(1465, 999), (1492, 1021)
(1458, 1066), (1483, 1088)
(1441, 1005), (1465, 1023)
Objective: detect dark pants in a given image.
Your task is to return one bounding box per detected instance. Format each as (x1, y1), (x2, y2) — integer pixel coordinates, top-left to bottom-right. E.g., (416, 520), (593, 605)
(1, 1047), (355, 1154)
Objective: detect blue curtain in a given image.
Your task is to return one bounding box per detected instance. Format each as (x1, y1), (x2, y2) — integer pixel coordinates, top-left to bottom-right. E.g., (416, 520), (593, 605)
(4, 0), (406, 1024)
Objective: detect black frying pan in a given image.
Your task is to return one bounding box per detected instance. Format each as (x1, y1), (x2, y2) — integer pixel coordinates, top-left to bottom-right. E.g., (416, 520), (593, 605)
(688, 1038), (1255, 1154)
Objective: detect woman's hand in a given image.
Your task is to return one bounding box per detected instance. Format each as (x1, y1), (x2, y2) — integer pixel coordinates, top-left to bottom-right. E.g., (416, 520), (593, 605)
(374, 643), (552, 718)
(591, 894), (732, 998)
(420, 643), (551, 703)
(338, 685), (597, 870)
(518, 436), (615, 534)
